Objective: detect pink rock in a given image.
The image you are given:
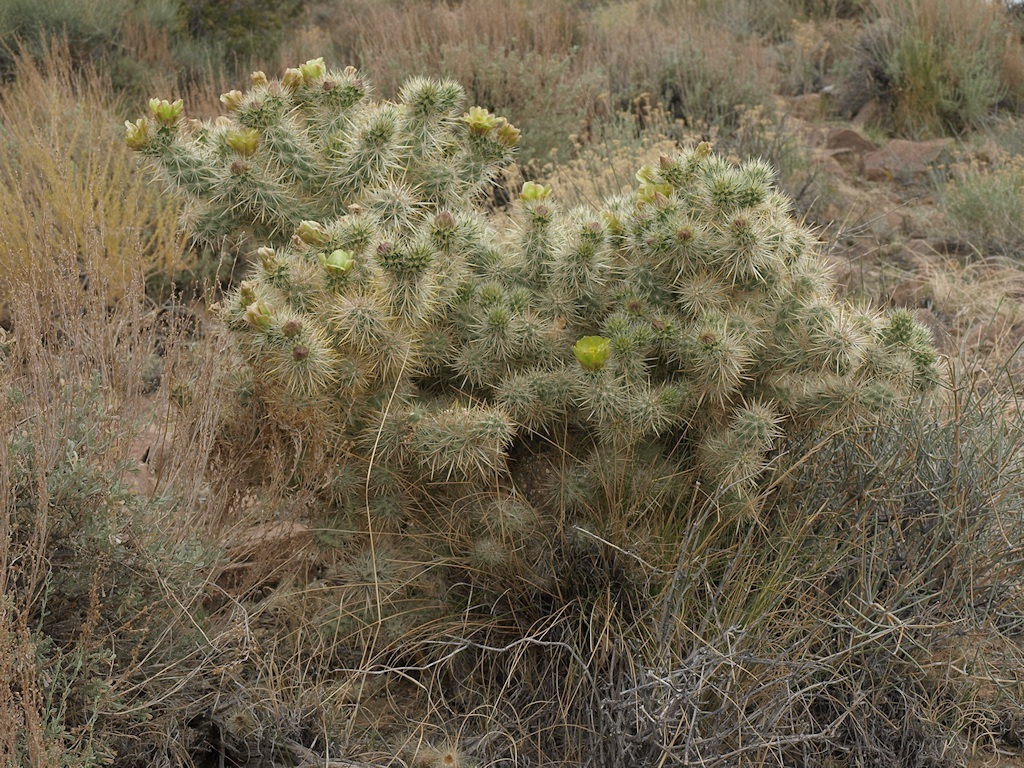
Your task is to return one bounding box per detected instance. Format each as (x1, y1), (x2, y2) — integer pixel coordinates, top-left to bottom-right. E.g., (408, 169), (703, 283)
(863, 139), (952, 183)
(825, 128), (877, 155)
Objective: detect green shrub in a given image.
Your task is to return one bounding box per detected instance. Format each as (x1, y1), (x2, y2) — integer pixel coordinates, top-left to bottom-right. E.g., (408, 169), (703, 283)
(0, 0), (180, 78)
(694, 0), (867, 41)
(178, 0), (306, 67)
(126, 59), (942, 762)
(943, 155), (1024, 255)
(1, 385), (211, 765)
(838, 0), (1020, 137)
(0, 281), (224, 767)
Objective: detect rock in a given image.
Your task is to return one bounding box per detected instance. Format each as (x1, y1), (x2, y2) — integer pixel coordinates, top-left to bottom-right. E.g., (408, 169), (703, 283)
(864, 211), (905, 242)
(863, 139), (953, 183)
(961, 315), (1017, 360)
(902, 238), (942, 260)
(825, 128), (877, 155)
(824, 128), (877, 174)
(889, 275), (931, 310)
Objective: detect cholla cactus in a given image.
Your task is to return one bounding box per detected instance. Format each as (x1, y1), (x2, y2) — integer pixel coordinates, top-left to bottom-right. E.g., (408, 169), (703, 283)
(129, 61), (937, 598)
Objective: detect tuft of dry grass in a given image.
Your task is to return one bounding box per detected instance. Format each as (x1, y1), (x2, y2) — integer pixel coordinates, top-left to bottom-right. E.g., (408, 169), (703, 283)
(0, 46), (187, 312)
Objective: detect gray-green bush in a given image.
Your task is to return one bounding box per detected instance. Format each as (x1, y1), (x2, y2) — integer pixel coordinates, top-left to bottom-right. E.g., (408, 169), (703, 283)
(124, 59), (950, 763)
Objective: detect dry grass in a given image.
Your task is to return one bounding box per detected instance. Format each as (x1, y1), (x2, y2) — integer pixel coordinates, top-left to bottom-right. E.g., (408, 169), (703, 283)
(0, 47), (187, 312)
(0, 233), (207, 764)
(309, 0), (776, 163)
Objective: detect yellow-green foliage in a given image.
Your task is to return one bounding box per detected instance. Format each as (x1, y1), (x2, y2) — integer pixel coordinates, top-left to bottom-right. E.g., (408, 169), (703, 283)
(0, 52), (185, 308)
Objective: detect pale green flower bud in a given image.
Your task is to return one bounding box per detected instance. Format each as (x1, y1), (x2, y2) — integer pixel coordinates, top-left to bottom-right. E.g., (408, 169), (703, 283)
(226, 127), (260, 156)
(148, 98), (183, 124)
(573, 336), (611, 371)
(635, 164), (673, 204)
(238, 280), (257, 305)
(462, 106), (500, 135)
(281, 68), (303, 91)
(296, 220), (330, 246)
(123, 117), (152, 150)
(495, 121), (521, 147)
(637, 181), (673, 205)
(636, 165), (657, 184)
(256, 247), (279, 270)
(244, 299), (273, 329)
(319, 249), (354, 275)
(600, 210), (623, 233)
(220, 90), (244, 111)
(299, 57), (326, 83)
(520, 181), (552, 202)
